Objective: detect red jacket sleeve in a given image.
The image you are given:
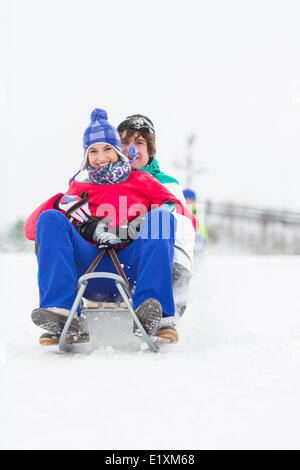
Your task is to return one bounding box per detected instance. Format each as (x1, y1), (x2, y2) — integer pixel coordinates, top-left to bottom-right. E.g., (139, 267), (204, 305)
(24, 193), (63, 241)
(148, 175), (199, 232)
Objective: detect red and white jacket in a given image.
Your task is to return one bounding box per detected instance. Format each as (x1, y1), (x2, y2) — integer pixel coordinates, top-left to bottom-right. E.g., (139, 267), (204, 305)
(24, 171), (198, 242)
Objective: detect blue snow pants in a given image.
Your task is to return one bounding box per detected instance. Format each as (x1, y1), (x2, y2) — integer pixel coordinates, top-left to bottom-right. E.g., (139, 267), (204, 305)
(36, 209), (177, 317)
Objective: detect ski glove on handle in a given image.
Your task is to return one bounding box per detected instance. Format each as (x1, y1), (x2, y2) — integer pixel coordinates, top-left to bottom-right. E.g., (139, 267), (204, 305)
(56, 195), (91, 223)
(93, 220), (125, 248)
(97, 232), (125, 249)
(76, 217), (125, 248)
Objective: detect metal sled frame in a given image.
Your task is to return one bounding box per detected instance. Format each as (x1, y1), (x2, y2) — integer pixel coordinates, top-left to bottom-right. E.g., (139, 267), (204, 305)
(59, 272), (159, 353)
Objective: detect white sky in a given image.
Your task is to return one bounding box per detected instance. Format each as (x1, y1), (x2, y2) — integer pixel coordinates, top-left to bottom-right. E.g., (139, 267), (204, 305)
(1, 0), (300, 225)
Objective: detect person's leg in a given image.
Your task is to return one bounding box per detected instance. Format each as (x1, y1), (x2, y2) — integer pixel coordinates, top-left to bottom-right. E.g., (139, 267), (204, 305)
(172, 214), (195, 316)
(118, 208), (177, 317)
(34, 210), (132, 343)
(36, 210), (101, 310)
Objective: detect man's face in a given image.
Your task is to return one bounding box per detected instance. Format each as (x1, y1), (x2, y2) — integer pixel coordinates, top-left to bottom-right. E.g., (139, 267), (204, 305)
(120, 131), (150, 169)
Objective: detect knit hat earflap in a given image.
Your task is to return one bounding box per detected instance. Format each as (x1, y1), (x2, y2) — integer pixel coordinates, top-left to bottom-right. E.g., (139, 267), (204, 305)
(81, 108), (129, 170)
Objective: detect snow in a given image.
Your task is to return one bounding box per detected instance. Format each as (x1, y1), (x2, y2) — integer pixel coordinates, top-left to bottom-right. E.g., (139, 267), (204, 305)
(1, 251), (300, 450)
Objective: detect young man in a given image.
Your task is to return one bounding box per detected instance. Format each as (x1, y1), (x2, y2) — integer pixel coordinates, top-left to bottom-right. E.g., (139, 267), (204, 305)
(117, 114), (196, 317)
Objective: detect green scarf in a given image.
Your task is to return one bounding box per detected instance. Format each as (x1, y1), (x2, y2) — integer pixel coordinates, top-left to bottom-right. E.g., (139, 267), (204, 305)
(135, 159), (180, 185)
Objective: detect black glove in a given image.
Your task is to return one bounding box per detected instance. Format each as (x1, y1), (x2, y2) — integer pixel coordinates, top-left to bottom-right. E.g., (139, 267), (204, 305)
(76, 217), (128, 248)
(75, 218), (110, 243)
(76, 213), (148, 247)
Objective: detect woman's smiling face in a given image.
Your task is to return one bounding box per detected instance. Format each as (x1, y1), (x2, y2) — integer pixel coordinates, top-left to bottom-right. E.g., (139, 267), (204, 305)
(87, 143), (119, 168)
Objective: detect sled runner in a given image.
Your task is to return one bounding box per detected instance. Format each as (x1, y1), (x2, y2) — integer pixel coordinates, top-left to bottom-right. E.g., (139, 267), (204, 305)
(59, 248), (160, 353)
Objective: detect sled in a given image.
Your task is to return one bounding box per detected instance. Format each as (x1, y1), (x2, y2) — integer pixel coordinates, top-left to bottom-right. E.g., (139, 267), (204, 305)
(59, 249), (160, 353)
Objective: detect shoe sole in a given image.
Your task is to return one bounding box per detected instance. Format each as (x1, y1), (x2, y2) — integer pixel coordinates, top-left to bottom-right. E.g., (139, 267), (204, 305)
(134, 298), (162, 336)
(39, 333), (90, 346)
(155, 327), (179, 344)
(31, 308), (84, 335)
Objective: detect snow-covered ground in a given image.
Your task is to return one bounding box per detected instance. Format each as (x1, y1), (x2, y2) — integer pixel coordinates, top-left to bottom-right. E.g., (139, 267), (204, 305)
(1, 250), (300, 450)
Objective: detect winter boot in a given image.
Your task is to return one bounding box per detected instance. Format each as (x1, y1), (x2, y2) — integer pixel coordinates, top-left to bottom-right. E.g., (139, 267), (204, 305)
(133, 298), (162, 336)
(31, 307), (89, 338)
(39, 331), (90, 346)
(154, 317), (179, 344)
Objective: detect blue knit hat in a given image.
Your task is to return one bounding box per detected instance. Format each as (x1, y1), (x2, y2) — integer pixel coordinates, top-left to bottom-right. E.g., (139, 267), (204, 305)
(81, 108), (129, 170)
(183, 189), (197, 200)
